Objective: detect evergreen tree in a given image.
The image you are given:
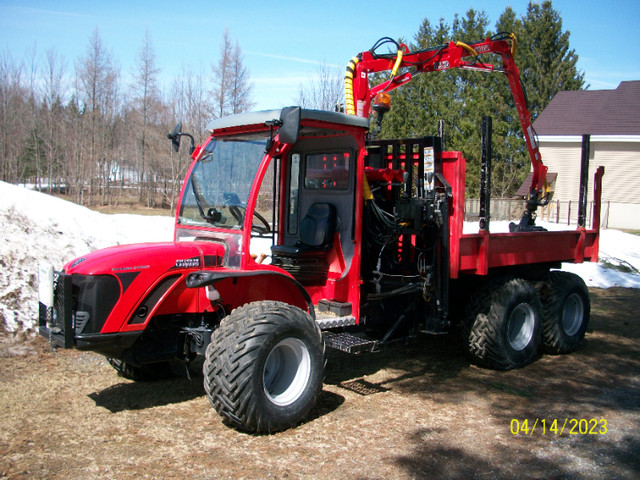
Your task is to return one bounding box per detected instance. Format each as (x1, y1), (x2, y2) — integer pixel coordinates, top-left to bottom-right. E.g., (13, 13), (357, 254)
(518, 0), (585, 119)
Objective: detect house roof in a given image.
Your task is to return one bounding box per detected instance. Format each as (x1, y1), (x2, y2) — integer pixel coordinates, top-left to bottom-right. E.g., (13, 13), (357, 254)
(533, 81), (640, 136)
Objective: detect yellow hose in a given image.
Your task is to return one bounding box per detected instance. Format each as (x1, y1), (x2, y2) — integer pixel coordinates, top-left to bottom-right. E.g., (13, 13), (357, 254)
(363, 173), (373, 201)
(344, 56), (359, 115)
(390, 49), (403, 77)
(509, 33), (517, 56)
(455, 41), (478, 57)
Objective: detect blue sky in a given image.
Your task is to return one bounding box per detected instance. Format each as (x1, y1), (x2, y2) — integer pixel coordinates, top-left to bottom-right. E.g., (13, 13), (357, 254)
(1, 0), (639, 110)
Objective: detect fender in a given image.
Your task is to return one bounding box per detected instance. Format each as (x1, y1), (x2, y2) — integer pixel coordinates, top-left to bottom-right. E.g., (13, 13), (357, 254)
(186, 269), (315, 319)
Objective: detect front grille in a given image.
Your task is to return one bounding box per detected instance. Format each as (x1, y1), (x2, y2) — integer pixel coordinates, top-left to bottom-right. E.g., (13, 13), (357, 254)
(72, 275), (120, 334)
(39, 271), (73, 348)
(39, 272), (121, 347)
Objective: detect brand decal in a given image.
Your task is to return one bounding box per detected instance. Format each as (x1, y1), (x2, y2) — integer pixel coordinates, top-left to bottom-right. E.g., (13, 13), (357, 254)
(434, 60), (450, 70)
(112, 265), (150, 272)
(175, 257), (201, 269)
(474, 45), (490, 53)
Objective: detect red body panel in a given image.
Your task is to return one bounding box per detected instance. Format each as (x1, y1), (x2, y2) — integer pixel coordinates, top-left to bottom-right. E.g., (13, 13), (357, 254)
(441, 151), (603, 279)
(65, 242), (225, 333)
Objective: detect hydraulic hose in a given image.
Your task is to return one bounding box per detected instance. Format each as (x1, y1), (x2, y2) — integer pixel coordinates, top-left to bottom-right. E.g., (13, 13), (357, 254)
(345, 56), (359, 115)
(455, 41), (478, 57)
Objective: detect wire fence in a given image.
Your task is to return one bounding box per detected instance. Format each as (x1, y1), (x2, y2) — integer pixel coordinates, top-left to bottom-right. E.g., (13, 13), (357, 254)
(464, 198), (604, 229)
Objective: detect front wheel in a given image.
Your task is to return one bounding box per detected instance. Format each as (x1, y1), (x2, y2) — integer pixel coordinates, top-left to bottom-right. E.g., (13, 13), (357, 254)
(203, 301), (324, 433)
(463, 278), (543, 370)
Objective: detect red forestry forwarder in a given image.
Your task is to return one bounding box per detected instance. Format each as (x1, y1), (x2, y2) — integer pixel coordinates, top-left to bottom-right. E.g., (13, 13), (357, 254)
(39, 33), (603, 433)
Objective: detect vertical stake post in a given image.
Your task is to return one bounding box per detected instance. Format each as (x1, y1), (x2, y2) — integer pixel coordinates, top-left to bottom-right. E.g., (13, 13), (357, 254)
(479, 116), (492, 231)
(577, 134), (590, 228)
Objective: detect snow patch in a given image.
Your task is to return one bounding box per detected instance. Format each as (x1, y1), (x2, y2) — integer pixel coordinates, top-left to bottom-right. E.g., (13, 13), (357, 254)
(0, 181), (173, 333)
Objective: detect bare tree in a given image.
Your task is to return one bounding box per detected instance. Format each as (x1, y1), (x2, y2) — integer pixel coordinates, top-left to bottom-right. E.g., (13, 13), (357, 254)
(0, 51), (27, 183)
(76, 28), (120, 205)
(165, 65), (213, 212)
(229, 40), (254, 114)
(296, 61), (343, 111)
(130, 28), (161, 206)
(212, 28), (233, 118)
(41, 48), (66, 193)
(212, 29), (254, 118)
(25, 44), (43, 187)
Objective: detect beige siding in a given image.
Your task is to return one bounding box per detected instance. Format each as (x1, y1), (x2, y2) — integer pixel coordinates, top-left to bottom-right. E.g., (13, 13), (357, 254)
(538, 139), (640, 229)
(594, 142), (640, 204)
(539, 143), (582, 203)
(540, 140), (640, 204)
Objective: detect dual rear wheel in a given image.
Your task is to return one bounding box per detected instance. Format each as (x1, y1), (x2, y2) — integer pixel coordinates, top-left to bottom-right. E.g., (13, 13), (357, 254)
(462, 272), (590, 370)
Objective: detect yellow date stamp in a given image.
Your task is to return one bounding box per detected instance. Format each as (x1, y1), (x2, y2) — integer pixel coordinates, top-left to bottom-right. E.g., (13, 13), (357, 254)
(510, 418), (607, 436)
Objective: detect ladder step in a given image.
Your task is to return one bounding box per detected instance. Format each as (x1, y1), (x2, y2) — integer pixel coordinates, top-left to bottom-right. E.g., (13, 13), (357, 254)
(323, 332), (378, 354)
(315, 314), (356, 329)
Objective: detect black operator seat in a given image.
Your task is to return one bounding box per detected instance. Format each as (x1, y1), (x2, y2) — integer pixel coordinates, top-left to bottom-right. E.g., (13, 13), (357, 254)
(272, 202), (336, 257)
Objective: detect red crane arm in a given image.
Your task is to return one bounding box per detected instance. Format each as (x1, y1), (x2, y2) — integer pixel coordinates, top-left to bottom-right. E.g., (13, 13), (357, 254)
(345, 35), (547, 200)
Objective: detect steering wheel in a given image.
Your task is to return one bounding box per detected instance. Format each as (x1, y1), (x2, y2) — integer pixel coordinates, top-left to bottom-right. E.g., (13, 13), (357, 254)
(228, 205), (271, 234)
(228, 205), (244, 225)
(251, 210), (271, 234)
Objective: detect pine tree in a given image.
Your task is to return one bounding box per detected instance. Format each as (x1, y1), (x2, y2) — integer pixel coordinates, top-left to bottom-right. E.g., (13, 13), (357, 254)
(517, 1), (585, 119)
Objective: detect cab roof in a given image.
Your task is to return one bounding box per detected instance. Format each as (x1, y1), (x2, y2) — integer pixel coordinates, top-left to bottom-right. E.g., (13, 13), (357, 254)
(207, 107), (369, 134)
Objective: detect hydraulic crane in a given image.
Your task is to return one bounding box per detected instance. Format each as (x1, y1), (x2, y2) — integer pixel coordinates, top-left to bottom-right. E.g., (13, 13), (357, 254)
(345, 33), (549, 230)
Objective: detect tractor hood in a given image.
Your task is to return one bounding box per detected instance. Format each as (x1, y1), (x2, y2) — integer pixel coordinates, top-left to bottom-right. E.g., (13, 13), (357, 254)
(64, 241), (227, 276)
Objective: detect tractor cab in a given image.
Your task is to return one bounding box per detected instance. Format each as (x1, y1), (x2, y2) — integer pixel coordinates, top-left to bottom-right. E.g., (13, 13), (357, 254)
(173, 107), (370, 325)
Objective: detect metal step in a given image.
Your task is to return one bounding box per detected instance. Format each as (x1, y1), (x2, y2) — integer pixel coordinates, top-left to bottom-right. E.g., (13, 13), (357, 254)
(315, 314), (356, 329)
(323, 332), (378, 354)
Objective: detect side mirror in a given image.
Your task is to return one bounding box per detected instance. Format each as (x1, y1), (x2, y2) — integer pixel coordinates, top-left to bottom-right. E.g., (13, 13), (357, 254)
(167, 122), (195, 154)
(279, 106), (301, 144)
(168, 122), (183, 152)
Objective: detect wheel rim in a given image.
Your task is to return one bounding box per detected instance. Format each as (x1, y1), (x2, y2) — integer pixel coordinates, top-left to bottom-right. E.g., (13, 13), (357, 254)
(508, 303), (536, 351)
(562, 293), (584, 336)
(263, 338), (311, 407)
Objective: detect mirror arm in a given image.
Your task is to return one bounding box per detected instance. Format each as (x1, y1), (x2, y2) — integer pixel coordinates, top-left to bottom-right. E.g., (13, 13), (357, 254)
(264, 119), (283, 153)
(167, 131), (195, 154)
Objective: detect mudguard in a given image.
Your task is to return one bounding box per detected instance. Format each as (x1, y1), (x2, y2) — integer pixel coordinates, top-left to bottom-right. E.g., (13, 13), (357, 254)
(186, 269), (315, 318)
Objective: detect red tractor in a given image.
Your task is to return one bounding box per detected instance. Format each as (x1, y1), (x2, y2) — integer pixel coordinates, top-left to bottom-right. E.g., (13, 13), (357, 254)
(39, 34), (602, 433)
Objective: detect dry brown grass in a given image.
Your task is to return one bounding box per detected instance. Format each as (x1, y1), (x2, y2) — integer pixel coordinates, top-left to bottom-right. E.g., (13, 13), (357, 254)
(1, 288), (639, 479)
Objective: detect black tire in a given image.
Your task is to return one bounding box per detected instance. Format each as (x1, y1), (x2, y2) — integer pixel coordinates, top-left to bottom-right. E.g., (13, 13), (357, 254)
(539, 271), (590, 354)
(106, 358), (174, 381)
(463, 278), (543, 370)
(203, 301), (324, 433)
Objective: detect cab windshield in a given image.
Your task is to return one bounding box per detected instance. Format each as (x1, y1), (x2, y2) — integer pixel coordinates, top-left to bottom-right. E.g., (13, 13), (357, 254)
(178, 136), (268, 229)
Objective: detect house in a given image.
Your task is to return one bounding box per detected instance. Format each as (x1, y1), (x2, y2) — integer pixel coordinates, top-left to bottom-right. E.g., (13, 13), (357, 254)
(533, 81), (640, 230)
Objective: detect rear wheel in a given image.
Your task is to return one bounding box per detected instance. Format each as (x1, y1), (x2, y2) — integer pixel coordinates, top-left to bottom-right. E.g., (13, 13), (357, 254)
(463, 278), (543, 370)
(539, 271), (590, 354)
(203, 301), (324, 433)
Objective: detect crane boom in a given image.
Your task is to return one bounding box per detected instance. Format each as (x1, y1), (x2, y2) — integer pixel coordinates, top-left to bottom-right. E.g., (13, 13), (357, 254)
(345, 34), (548, 224)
